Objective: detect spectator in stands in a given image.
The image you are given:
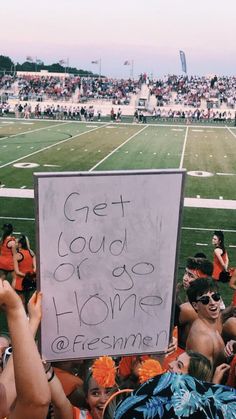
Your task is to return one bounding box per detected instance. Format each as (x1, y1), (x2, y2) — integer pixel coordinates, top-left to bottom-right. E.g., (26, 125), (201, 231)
(43, 356), (118, 419)
(186, 278), (236, 368)
(175, 256), (213, 350)
(12, 235), (36, 307)
(0, 223), (16, 281)
(212, 230), (229, 280)
(182, 256), (213, 290)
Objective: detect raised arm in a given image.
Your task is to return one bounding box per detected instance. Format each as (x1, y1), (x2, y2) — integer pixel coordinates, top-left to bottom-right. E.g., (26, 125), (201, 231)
(0, 280), (50, 419)
(45, 363), (74, 419)
(28, 291), (73, 419)
(12, 246), (24, 278)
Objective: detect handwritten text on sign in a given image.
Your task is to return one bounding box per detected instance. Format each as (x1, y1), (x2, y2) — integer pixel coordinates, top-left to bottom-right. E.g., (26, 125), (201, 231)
(35, 171), (184, 361)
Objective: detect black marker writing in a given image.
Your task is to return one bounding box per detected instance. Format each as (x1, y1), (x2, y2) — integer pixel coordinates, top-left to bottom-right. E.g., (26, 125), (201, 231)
(64, 192), (131, 223)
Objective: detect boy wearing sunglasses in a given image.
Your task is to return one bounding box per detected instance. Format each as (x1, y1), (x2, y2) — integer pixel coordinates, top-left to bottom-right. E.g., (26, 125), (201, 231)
(186, 278), (236, 370)
(175, 257), (214, 350)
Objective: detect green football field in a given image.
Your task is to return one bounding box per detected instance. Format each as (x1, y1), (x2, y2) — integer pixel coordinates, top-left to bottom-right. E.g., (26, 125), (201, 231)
(0, 117), (236, 308)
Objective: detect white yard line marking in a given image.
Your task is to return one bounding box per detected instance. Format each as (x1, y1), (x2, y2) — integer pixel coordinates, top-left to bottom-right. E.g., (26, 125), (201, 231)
(0, 121), (71, 142)
(226, 126), (236, 138)
(89, 125), (148, 171)
(0, 216), (35, 221)
(179, 126), (189, 169)
(183, 227), (236, 233)
(0, 124), (107, 169)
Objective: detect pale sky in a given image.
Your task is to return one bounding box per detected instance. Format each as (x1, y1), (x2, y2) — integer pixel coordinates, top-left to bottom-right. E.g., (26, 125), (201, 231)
(1, 0), (236, 78)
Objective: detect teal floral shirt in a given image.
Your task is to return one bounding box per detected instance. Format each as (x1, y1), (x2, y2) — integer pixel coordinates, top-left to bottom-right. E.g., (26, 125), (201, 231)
(115, 372), (236, 419)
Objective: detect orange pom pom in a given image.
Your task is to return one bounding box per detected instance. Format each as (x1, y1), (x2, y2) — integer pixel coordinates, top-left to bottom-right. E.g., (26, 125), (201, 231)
(138, 358), (165, 384)
(92, 356), (116, 388)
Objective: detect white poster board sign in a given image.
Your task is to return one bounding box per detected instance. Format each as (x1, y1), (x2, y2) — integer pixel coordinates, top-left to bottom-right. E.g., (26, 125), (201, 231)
(34, 170), (185, 361)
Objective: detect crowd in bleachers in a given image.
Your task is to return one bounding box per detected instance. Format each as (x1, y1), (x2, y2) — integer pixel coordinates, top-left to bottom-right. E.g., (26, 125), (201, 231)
(0, 74), (16, 91)
(0, 74), (139, 105)
(149, 74), (236, 109)
(1, 73), (236, 111)
(79, 77), (138, 104)
(17, 75), (81, 101)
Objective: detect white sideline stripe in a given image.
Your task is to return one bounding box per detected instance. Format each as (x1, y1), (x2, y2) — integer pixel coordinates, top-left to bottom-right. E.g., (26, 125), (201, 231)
(217, 172), (236, 176)
(179, 127), (188, 169)
(0, 188), (34, 198)
(0, 216), (35, 221)
(0, 121), (71, 142)
(89, 125), (148, 171)
(1, 188), (236, 212)
(0, 124), (108, 169)
(1, 116), (235, 130)
(184, 197), (236, 209)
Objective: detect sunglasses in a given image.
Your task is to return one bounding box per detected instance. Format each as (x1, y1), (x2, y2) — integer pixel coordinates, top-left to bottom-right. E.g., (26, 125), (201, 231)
(196, 292), (221, 305)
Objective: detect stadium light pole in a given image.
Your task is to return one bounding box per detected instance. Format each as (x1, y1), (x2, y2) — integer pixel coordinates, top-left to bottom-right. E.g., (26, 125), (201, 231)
(10, 63), (16, 76)
(91, 59), (101, 79)
(124, 60), (134, 79)
(98, 58), (101, 79)
(131, 60), (134, 80)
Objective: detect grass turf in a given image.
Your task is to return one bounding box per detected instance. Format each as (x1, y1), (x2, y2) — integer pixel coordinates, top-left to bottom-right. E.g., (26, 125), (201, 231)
(0, 119), (236, 333)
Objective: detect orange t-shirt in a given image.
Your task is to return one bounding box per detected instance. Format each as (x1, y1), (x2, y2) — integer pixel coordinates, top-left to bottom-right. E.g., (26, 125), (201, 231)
(213, 250), (228, 280)
(15, 249), (35, 291)
(73, 407), (92, 419)
(0, 236), (15, 271)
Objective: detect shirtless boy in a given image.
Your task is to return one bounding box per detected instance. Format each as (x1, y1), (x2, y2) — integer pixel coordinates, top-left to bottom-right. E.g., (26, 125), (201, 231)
(176, 257), (213, 349)
(186, 278), (236, 368)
